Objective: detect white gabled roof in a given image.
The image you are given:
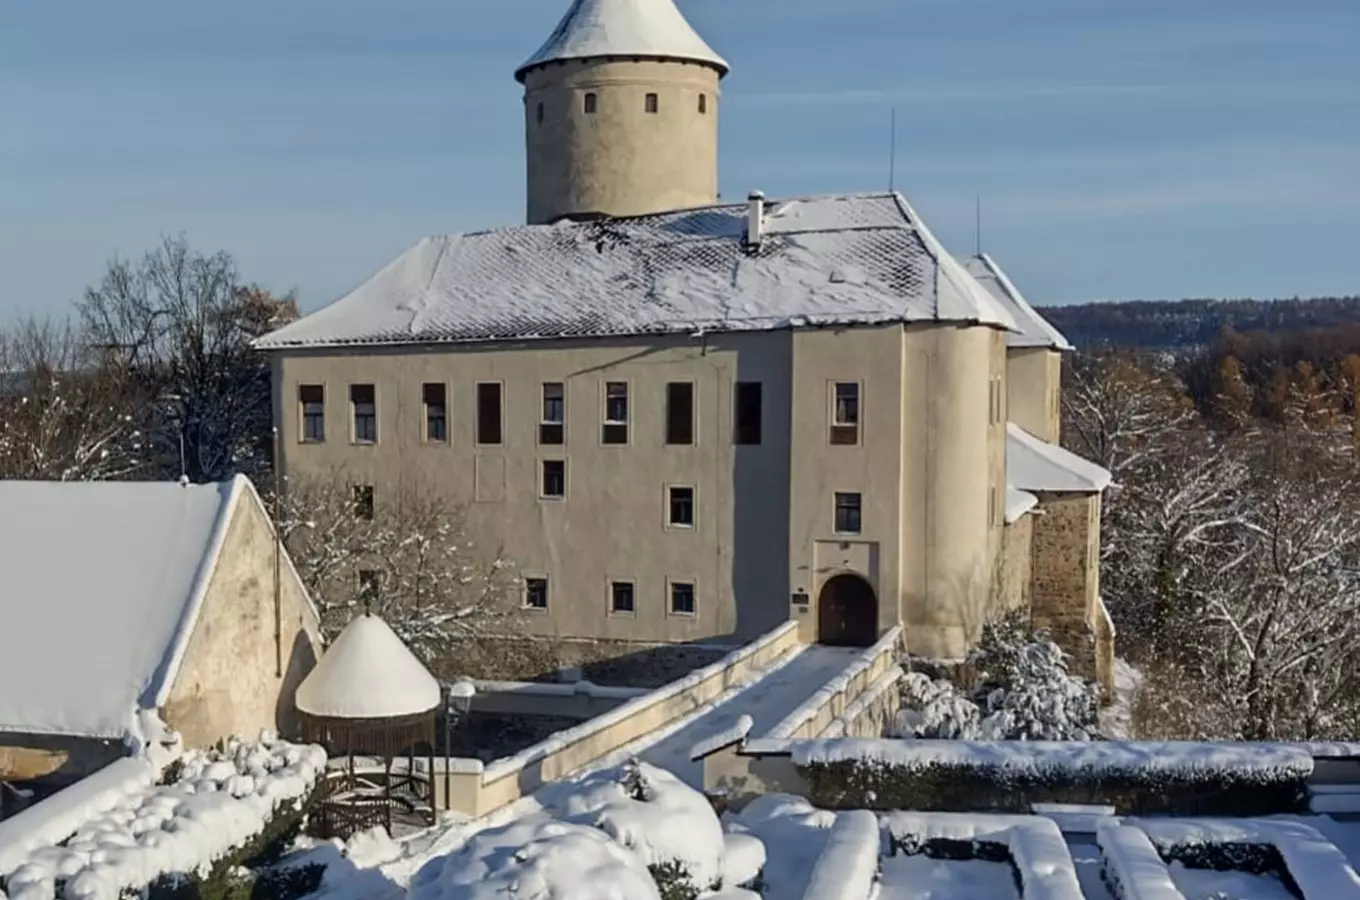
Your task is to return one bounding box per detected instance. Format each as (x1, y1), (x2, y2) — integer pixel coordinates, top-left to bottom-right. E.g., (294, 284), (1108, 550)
(958, 254), (1073, 351)
(296, 614), (441, 720)
(516, 0), (728, 82)
(1007, 423), (1113, 494)
(256, 193), (1018, 351)
(1005, 486), (1039, 524)
(0, 477), (253, 740)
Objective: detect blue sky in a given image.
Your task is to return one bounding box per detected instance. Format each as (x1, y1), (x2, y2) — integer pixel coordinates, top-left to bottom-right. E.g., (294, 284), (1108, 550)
(2, 0), (1357, 320)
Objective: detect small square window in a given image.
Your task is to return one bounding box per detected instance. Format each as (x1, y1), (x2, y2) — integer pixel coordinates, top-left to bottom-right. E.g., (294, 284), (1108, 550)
(603, 381), (628, 444)
(353, 485), (375, 521)
(670, 582), (696, 616)
(542, 459), (566, 499)
(540, 382), (565, 445)
(645, 93), (659, 114)
(610, 581), (636, 615)
(358, 569), (381, 605)
(834, 492), (862, 534)
(299, 384), (325, 443)
(525, 577), (549, 611)
(584, 92), (597, 114)
(668, 486), (694, 528)
(831, 382), (860, 444)
(351, 384), (377, 444)
(698, 93), (707, 115)
(423, 383), (447, 443)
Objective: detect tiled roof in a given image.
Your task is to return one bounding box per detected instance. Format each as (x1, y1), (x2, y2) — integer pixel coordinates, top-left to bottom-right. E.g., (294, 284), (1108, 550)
(257, 192), (1018, 350)
(516, 0), (729, 82)
(958, 254), (1073, 351)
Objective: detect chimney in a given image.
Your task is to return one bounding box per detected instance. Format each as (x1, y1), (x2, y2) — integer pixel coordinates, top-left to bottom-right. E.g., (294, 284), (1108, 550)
(746, 190), (765, 251)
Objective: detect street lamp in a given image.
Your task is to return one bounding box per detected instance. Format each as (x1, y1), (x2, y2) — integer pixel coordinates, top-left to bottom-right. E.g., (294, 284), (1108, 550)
(442, 681), (476, 812)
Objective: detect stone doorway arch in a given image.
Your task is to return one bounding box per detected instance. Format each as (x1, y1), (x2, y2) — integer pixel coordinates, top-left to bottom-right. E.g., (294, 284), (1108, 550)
(817, 573), (879, 647)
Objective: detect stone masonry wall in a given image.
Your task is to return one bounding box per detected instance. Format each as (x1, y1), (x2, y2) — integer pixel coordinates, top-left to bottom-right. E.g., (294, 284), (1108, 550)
(1029, 492), (1101, 682)
(444, 635), (730, 688)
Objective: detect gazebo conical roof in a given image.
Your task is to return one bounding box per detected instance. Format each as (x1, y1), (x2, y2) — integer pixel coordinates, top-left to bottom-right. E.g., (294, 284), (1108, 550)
(296, 613), (441, 721)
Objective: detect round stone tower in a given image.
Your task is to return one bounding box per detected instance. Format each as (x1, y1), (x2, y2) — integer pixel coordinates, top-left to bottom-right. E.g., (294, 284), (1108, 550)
(516, 0), (729, 224)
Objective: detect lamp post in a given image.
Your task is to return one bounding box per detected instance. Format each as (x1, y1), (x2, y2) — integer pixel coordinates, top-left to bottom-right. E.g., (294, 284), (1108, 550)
(443, 681), (476, 811)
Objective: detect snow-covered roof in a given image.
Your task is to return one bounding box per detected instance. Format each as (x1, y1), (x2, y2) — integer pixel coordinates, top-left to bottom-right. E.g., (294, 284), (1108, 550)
(1007, 423), (1113, 494)
(256, 193), (1018, 350)
(958, 254), (1073, 351)
(515, 0), (728, 82)
(295, 614), (441, 720)
(1004, 486), (1039, 524)
(0, 477), (254, 740)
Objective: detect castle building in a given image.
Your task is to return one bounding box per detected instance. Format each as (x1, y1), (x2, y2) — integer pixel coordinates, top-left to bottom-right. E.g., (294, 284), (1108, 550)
(257, 0), (1113, 687)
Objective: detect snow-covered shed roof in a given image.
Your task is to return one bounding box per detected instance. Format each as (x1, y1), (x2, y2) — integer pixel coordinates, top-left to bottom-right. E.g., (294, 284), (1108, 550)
(295, 614), (441, 720)
(1007, 423), (1113, 494)
(516, 0), (728, 82)
(0, 477), (257, 740)
(256, 193), (1018, 351)
(958, 254), (1073, 352)
(1004, 486), (1039, 524)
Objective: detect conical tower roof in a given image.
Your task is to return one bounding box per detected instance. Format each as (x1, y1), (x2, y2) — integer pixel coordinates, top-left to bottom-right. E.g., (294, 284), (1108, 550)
(295, 613), (441, 720)
(516, 0), (728, 83)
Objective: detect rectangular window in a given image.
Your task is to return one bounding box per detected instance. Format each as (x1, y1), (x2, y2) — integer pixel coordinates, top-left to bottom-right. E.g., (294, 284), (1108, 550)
(645, 93), (659, 114)
(834, 491), (862, 534)
(584, 92), (597, 114)
(670, 582), (696, 616)
(423, 383), (447, 443)
(477, 382), (503, 445)
(351, 384), (377, 444)
(831, 382), (860, 445)
(524, 577), (549, 611)
(358, 569), (381, 605)
(541, 459), (566, 499)
(665, 382), (694, 445)
(610, 581), (636, 615)
(540, 382), (565, 445)
(353, 485), (375, 521)
(734, 382), (762, 445)
(299, 384), (325, 443)
(698, 93), (707, 115)
(668, 486), (695, 528)
(603, 381), (628, 444)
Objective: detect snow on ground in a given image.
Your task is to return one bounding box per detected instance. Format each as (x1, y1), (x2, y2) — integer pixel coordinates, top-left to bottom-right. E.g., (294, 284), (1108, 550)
(1166, 862), (1295, 900)
(638, 644), (863, 784)
(877, 855), (1020, 900)
(1067, 843), (1116, 900)
(725, 794), (834, 900)
(1098, 659), (1144, 740)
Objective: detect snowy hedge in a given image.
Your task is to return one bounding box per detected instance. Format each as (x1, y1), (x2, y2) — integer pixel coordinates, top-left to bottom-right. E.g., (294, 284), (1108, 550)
(792, 739), (1312, 815)
(0, 736), (327, 900)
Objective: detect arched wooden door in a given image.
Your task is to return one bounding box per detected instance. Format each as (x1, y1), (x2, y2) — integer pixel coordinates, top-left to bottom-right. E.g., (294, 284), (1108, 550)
(817, 573), (879, 647)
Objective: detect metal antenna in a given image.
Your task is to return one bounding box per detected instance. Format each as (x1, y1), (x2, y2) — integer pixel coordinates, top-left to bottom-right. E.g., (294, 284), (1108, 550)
(888, 106), (898, 191)
(975, 194), (982, 256)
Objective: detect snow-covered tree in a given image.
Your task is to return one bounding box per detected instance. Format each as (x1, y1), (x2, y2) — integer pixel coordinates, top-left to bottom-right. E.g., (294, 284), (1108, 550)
(0, 318), (144, 481)
(77, 236), (297, 483)
(894, 612), (1100, 741)
(278, 472), (522, 667)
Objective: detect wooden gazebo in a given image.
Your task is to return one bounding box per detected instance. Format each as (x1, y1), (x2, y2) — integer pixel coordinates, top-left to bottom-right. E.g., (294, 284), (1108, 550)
(296, 612), (442, 838)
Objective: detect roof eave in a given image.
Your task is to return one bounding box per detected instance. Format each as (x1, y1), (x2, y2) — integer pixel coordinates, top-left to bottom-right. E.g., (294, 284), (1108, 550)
(515, 52), (729, 83)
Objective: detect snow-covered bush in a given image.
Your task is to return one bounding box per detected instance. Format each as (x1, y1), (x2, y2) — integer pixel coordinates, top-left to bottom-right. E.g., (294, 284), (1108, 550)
(894, 612), (1100, 742)
(407, 819), (662, 900)
(0, 737), (326, 900)
(545, 760), (724, 900)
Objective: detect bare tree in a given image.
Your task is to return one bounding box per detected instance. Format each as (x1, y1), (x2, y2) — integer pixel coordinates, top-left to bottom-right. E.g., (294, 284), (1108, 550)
(278, 472), (523, 666)
(77, 236), (297, 483)
(0, 318), (144, 481)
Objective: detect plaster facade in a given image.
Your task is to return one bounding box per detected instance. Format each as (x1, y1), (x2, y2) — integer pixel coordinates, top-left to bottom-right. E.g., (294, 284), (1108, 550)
(270, 321), (1012, 660)
(1006, 346), (1063, 443)
(523, 59), (721, 223)
(161, 492), (324, 747)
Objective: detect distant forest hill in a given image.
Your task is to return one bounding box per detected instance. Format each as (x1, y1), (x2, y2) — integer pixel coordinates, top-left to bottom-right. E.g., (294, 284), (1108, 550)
(1036, 295), (1360, 350)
